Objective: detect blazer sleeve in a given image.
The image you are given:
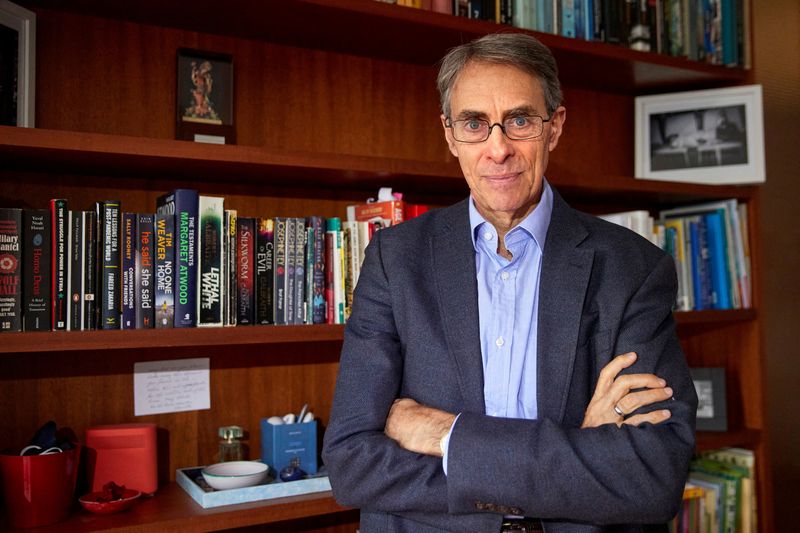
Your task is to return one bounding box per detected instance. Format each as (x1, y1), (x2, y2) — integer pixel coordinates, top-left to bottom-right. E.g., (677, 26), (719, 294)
(445, 252), (698, 524)
(321, 230), (500, 532)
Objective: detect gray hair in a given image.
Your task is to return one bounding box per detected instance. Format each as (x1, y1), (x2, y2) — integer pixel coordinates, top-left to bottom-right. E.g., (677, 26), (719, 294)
(437, 33), (562, 118)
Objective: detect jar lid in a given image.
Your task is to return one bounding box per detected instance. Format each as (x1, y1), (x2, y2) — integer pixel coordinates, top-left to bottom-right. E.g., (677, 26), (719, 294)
(218, 425), (244, 439)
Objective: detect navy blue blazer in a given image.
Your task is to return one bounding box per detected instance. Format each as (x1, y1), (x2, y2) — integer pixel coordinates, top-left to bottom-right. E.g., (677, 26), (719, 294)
(322, 188), (697, 532)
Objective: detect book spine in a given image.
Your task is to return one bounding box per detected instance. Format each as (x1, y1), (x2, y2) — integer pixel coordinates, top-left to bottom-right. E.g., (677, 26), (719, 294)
(304, 224), (313, 324)
(96, 200), (121, 329)
(309, 217), (326, 324)
(136, 214), (155, 329)
(705, 211), (732, 310)
(67, 211), (82, 331)
(23, 209), (52, 331)
(157, 189), (199, 327)
(225, 209), (237, 326)
(293, 217), (306, 325)
(50, 199), (69, 330)
(155, 212), (175, 328)
(273, 217), (287, 325)
(256, 218), (274, 325)
(121, 212), (137, 329)
(0, 208), (23, 332)
(324, 227), (335, 324)
(285, 217), (296, 324)
(236, 217), (255, 325)
(198, 196), (224, 327)
(82, 211), (97, 330)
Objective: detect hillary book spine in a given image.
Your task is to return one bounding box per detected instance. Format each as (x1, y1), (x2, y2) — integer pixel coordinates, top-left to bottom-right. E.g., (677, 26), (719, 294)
(0, 208), (23, 332)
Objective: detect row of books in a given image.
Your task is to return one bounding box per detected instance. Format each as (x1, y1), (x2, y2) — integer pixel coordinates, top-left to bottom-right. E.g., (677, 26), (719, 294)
(386, 0), (748, 68)
(670, 447), (756, 533)
(0, 191), (425, 333)
(599, 198), (751, 312)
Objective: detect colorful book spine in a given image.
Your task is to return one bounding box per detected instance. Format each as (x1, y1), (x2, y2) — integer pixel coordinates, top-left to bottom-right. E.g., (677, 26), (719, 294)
(256, 218), (274, 325)
(157, 189), (198, 327)
(136, 214), (155, 329)
(273, 217), (287, 325)
(50, 199), (69, 330)
(705, 210), (732, 310)
(0, 208), (23, 332)
(198, 196), (224, 327)
(155, 212), (175, 328)
(236, 217), (255, 325)
(309, 217), (326, 324)
(324, 226), (335, 324)
(225, 209), (237, 326)
(285, 217), (296, 324)
(293, 217), (306, 325)
(121, 212), (137, 329)
(67, 210), (82, 331)
(96, 200), (121, 329)
(82, 210), (97, 331)
(23, 209), (52, 331)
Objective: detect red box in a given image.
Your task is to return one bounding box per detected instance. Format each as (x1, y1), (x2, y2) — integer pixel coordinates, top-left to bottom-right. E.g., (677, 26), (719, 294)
(85, 423), (158, 495)
(353, 200), (405, 228)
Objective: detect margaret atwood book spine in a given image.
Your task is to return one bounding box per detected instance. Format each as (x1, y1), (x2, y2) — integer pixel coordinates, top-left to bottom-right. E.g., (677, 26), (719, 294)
(157, 189), (198, 327)
(0, 208), (23, 332)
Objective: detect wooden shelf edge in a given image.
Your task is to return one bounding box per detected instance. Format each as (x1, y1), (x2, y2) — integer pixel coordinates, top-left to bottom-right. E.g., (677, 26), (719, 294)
(675, 308), (757, 325)
(696, 428), (762, 452)
(0, 324), (345, 354)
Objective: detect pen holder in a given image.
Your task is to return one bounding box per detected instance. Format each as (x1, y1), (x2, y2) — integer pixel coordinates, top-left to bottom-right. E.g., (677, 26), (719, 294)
(260, 419), (317, 478)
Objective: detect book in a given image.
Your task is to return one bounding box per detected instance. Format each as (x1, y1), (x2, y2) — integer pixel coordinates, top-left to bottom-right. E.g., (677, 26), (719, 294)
(155, 211), (175, 328)
(285, 217), (296, 324)
(96, 200), (121, 329)
(273, 217), (288, 325)
(198, 196), (225, 327)
(0, 208), (23, 332)
(236, 217), (255, 326)
(307, 216), (326, 324)
(121, 212), (137, 329)
(157, 189), (198, 327)
(82, 210), (98, 331)
(136, 214), (155, 329)
(255, 218), (274, 325)
(50, 198), (69, 330)
(225, 209), (237, 326)
(67, 210), (83, 331)
(293, 217), (306, 325)
(23, 209), (52, 331)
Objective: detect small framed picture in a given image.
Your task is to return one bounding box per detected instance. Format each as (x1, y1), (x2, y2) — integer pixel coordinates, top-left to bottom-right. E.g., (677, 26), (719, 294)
(0, 0), (36, 127)
(635, 85), (765, 185)
(690, 367), (727, 431)
(176, 48), (235, 144)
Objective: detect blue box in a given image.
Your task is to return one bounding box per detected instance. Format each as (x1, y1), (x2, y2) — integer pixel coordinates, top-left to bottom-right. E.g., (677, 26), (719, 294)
(260, 419), (318, 475)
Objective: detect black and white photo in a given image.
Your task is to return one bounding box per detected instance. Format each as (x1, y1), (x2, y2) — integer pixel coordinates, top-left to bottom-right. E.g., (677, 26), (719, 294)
(0, 0), (35, 127)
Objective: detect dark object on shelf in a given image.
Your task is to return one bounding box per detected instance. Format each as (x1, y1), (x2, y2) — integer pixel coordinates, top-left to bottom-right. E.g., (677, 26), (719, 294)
(279, 458), (307, 482)
(690, 367), (728, 431)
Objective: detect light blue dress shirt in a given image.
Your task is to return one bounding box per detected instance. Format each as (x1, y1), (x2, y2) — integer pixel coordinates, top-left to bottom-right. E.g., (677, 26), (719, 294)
(442, 180), (553, 473)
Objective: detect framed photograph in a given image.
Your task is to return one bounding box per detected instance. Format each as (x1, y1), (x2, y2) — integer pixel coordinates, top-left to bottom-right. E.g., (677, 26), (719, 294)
(690, 367), (727, 431)
(635, 85), (765, 185)
(0, 0), (35, 127)
(176, 48), (235, 144)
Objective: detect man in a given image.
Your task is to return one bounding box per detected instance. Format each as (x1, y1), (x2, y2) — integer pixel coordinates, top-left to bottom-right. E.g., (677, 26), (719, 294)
(322, 33), (697, 532)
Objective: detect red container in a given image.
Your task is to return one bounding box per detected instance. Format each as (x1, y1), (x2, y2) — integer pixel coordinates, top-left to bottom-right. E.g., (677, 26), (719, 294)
(0, 444), (80, 528)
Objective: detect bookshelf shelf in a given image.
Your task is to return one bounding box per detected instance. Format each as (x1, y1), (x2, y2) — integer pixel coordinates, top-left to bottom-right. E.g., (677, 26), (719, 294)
(696, 428), (762, 452)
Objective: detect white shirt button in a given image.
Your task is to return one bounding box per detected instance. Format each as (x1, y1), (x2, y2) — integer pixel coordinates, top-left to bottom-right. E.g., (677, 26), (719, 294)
(483, 231), (493, 241)
(501, 271), (509, 280)
(495, 337), (504, 347)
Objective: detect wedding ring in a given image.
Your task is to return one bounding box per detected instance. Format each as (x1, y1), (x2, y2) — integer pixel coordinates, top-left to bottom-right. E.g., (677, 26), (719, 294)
(613, 404), (625, 417)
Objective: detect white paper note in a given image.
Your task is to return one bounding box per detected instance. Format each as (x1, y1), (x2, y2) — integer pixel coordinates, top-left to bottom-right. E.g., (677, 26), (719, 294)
(134, 358), (210, 416)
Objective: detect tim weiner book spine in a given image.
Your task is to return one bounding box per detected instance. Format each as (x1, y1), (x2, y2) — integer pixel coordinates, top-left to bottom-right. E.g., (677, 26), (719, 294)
(136, 214), (155, 329)
(0, 208), (23, 332)
(157, 189), (198, 327)
(198, 196), (224, 327)
(23, 209), (52, 331)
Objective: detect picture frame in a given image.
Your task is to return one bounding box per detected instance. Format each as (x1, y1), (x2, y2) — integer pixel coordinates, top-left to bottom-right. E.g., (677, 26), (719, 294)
(690, 367), (727, 431)
(635, 85), (765, 185)
(176, 48), (235, 144)
(0, 0), (35, 127)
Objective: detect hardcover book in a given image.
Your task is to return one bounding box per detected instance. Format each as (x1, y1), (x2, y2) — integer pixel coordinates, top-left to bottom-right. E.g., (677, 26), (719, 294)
(96, 200), (121, 329)
(198, 196), (224, 327)
(50, 199), (69, 330)
(82, 210), (98, 331)
(256, 218), (274, 325)
(285, 217), (296, 325)
(236, 217), (255, 326)
(293, 217), (306, 325)
(23, 209), (52, 331)
(157, 189), (198, 327)
(307, 216), (326, 324)
(155, 211), (175, 328)
(273, 217), (287, 325)
(121, 212), (137, 329)
(136, 214), (155, 329)
(67, 211), (82, 330)
(0, 208), (23, 332)
(224, 209), (237, 326)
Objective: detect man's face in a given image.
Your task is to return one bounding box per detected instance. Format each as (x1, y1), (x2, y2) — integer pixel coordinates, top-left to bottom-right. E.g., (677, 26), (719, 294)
(441, 61), (566, 227)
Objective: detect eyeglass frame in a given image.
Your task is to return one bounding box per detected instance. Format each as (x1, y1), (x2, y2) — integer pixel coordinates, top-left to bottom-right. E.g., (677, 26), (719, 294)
(444, 114), (553, 143)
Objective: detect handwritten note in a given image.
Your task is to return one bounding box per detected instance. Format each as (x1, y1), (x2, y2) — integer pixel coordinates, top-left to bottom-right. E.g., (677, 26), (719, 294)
(134, 358), (210, 416)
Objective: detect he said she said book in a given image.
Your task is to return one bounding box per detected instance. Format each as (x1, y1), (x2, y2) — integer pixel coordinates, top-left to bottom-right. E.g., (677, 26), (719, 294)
(0, 208), (23, 332)
(136, 214), (155, 329)
(23, 209), (52, 331)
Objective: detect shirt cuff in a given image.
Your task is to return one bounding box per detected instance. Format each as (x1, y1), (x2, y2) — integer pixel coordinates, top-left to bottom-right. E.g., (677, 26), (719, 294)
(441, 413), (461, 476)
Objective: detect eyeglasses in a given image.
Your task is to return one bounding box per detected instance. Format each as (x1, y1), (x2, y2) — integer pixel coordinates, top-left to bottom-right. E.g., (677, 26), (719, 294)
(446, 115), (552, 143)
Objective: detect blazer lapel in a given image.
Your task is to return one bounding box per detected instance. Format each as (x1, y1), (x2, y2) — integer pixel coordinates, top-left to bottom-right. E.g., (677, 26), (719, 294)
(431, 200), (486, 415)
(537, 190), (594, 423)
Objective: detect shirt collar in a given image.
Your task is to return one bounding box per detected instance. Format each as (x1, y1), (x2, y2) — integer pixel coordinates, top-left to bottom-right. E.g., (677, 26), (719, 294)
(469, 178), (553, 252)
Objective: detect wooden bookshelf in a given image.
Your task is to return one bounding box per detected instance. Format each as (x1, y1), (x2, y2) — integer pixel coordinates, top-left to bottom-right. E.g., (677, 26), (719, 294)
(1, 0), (770, 531)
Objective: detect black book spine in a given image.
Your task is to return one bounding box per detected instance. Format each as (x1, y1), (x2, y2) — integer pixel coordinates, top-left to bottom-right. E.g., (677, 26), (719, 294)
(155, 212), (175, 328)
(82, 211), (97, 331)
(157, 189), (198, 327)
(68, 211), (82, 330)
(23, 209), (52, 331)
(0, 208), (23, 332)
(309, 216), (326, 325)
(255, 218), (274, 325)
(96, 200), (121, 329)
(136, 214), (155, 329)
(285, 217), (296, 324)
(236, 217), (255, 325)
(225, 210), (237, 326)
(50, 199), (69, 330)
(121, 212), (137, 329)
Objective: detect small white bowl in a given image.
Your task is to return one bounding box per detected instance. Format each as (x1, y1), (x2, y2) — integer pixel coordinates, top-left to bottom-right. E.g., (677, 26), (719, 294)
(201, 461), (269, 490)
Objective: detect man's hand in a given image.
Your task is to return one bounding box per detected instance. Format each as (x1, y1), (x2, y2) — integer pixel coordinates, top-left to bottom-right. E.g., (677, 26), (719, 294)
(581, 352), (673, 429)
(385, 398), (456, 457)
